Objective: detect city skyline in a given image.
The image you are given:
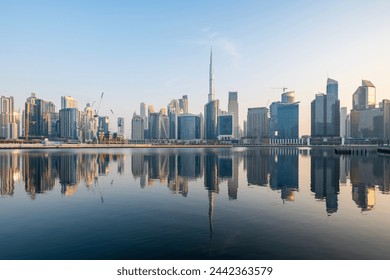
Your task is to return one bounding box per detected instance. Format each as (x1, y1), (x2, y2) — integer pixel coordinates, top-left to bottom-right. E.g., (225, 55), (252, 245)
(1, 1), (390, 137)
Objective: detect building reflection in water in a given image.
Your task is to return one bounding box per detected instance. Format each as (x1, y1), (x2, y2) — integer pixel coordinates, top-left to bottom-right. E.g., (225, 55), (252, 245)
(131, 153), (147, 188)
(0, 153), (21, 196)
(24, 153), (58, 199)
(0, 152), (126, 199)
(310, 149), (340, 215)
(0, 149), (389, 217)
(59, 154), (79, 196)
(349, 154), (388, 212)
(269, 148), (299, 202)
(246, 149), (269, 187)
(244, 148), (299, 202)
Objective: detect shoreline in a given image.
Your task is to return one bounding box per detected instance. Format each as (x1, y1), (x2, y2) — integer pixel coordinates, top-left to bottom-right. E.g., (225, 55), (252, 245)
(0, 143), (383, 150)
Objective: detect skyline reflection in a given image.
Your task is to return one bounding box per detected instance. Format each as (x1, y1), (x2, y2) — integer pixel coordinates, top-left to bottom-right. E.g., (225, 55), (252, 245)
(0, 149), (389, 214)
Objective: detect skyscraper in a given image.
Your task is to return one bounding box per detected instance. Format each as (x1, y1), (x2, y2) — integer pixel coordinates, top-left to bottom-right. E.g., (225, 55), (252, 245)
(59, 96), (79, 140)
(204, 48), (219, 140)
(217, 114), (233, 140)
(131, 113), (144, 141)
(61, 96), (78, 109)
(340, 107), (347, 140)
(326, 78), (340, 136)
(179, 95), (188, 114)
(204, 100), (219, 140)
(247, 107), (269, 141)
(80, 103), (97, 142)
(0, 96), (19, 139)
(208, 47), (215, 103)
(24, 93), (56, 139)
(140, 103), (148, 129)
(148, 111), (169, 139)
(269, 91), (299, 141)
(98, 116), (110, 134)
(353, 80), (376, 110)
(117, 117), (124, 136)
(383, 100), (390, 142)
(59, 108), (78, 140)
(167, 99), (180, 139)
(350, 80), (384, 140)
(311, 78), (340, 139)
(178, 114), (202, 140)
(228, 91), (239, 138)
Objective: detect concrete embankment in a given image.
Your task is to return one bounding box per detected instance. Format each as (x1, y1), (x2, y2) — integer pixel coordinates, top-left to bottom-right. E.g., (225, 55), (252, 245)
(0, 143), (233, 149)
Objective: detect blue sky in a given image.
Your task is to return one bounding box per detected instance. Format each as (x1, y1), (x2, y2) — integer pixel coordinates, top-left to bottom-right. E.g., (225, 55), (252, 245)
(1, 0), (390, 135)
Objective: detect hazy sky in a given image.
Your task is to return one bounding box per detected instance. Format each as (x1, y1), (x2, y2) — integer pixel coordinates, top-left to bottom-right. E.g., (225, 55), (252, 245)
(1, 0), (390, 136)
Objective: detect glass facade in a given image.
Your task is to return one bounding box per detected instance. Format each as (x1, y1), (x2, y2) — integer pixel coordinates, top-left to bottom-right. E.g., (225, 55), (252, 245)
(204, 100), (219, 140)
(178, 114), (201, 140)
(270, 90), (299, 140)
(59, 108), (78, 139)
(383, 100), (390, 141)
(350, 108), (383, 139)
(277, 103), (299, 139)
(217, 115), (233, 136)
(131, 114), (144, 140)
(353, 80), (376, 110)
(228, 91), (239, 138)
(247, 107), (269, 139)
(311, 78), (340, 137)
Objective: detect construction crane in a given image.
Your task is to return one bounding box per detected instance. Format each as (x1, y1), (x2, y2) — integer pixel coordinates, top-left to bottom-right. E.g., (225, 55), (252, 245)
(94, 92), (104, 118)
(271, 87), (288, 93)
(110, 109), (124, 142)
(93, 92), (104, 144)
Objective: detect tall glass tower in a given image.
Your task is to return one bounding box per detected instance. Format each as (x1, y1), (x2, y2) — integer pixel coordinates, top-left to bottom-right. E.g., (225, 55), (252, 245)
(204, 48), (219, 140)
(228, 91), (239, 138)
(311, 78), (340, 137)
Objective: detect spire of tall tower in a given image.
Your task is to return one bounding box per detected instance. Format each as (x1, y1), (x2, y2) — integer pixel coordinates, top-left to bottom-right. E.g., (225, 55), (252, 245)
(208, 47), (215, 102)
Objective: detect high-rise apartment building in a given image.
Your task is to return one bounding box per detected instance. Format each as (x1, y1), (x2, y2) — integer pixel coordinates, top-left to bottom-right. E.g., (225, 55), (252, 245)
(148, 111), (169, 139)
(0, 96), (19, 139)
(131, 113), (144, 141)
(247, 107), (269, 140)
(167, 99), (180, 139)
(117, 117), (125, 137)
(24, 93), (56, 139)
(61, 96), (78, 109)
(59, 108), (78, 140)
(59, 96), (79, 140)
(80, 103), (97, 142)
(228, 91), (239, 138)
(98, 116), (110, 134)
(140, 103), (148, 129)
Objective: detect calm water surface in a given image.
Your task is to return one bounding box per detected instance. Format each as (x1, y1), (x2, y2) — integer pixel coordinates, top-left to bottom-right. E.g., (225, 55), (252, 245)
(0, 147), (389, 260)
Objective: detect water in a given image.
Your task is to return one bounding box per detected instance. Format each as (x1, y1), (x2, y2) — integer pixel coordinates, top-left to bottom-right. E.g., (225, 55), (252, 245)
(0, 147), (389, 260)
